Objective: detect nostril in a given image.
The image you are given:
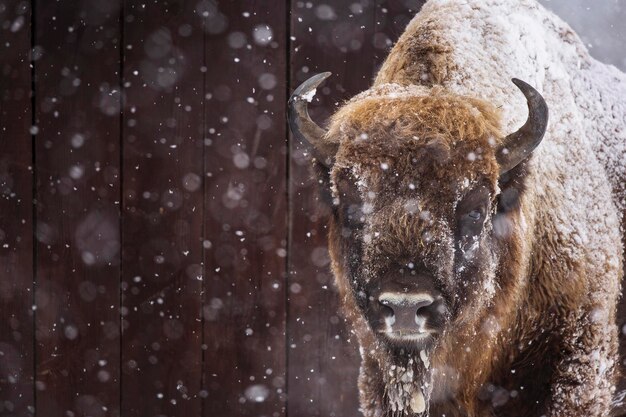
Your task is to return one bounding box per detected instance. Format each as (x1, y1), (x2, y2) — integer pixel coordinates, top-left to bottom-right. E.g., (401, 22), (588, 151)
(415, 298), (434, 315)
(379, 300), (395, 316)
(378, 301), (396, 327)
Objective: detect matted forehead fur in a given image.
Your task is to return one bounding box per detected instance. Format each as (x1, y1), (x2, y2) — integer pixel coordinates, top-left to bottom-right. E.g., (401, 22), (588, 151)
(327, 84), (503, 190)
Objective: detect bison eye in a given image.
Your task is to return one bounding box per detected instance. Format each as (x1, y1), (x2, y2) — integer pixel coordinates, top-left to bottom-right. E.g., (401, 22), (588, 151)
(456, 186), (490, 241)
(458, 207), (486, 239)
(467, 209), (482, 220)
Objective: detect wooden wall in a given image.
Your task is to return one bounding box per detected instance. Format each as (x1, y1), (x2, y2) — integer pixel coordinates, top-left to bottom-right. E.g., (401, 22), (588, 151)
(0, 1), (424, 415)
(2, 1), (622, 416)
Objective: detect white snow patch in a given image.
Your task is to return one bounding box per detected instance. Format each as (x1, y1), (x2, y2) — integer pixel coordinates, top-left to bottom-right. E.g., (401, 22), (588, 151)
(301, 88), (316, 103)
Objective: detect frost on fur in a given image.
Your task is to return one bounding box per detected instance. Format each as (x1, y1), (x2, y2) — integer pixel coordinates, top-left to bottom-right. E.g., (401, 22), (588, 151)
(289, 0), (626, 416)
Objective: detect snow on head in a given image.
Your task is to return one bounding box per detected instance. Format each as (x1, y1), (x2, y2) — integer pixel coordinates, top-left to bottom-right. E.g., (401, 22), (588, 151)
(301, 87), (317, 103)
(312, 0), (626, 416)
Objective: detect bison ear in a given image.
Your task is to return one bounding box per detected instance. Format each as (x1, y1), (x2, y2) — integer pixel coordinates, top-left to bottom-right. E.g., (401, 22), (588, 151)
(312, 159), (335, 209)
(288, 72), (338, 168)
(497, 79), (548, 175)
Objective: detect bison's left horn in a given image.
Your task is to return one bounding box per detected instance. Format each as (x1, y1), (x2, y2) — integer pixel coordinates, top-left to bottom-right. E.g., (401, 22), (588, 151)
(288, 72), (337, 167)
(497, 78), (549, 174)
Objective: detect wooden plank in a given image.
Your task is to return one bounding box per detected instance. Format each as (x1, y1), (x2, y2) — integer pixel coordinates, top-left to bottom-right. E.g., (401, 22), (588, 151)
(287, 2), (424, 415)
(287, 3), (376, 416)
(32, 1), (122, 415)
(0, 1), (34, 415)
(120, 1), (204, 416)
(202, 1), (287, 416)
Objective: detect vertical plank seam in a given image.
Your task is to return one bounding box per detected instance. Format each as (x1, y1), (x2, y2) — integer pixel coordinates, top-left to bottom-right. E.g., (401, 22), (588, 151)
(201, 7), (207, 417)
(285, 0), (292, 415)
(30, 0), (38, 414)
(374, 0), (380, 80)
(118, 0), (125, 415)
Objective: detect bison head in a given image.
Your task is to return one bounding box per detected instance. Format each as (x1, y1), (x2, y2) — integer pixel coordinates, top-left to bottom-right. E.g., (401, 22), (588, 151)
(289, 74), (547, 414)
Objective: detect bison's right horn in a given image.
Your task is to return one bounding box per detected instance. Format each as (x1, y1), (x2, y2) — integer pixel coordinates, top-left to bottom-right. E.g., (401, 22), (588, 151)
(497, 78), (549, 174)
(288, 72), (337, 168)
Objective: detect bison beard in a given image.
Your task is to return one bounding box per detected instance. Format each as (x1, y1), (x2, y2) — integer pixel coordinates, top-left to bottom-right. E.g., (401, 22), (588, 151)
(289, 0), (626, 416)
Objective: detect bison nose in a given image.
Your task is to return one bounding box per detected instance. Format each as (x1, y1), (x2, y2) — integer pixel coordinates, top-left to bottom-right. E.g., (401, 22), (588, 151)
(378, 292), (434, 331)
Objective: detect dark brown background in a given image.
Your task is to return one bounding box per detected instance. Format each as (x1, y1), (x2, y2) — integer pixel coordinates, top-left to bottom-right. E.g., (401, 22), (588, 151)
(0, 1), (623, 416)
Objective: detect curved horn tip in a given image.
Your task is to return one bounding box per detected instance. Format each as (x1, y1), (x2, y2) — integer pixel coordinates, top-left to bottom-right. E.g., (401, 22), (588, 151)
(511, 78), (529, 88)
(510, 78), (549, 128)
(511, 78), (540, 99)
(291, 72), (332, 102)
(288, 72), (336, 168)
(497, 78), (549, 174)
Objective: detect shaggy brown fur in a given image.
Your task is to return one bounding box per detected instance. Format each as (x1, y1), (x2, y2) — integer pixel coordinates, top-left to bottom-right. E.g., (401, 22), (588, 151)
(324, 96), (618, 416)
(305, 1), (625, 416)
(324, 87), (563, 416)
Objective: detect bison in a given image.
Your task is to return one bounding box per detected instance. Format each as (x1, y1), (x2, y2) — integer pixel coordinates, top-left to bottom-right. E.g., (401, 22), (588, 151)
(288, 0), (626, 416)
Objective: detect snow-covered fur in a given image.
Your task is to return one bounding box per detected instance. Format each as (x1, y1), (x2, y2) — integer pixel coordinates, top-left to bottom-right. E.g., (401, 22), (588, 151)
(315, 0), (626, 416)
